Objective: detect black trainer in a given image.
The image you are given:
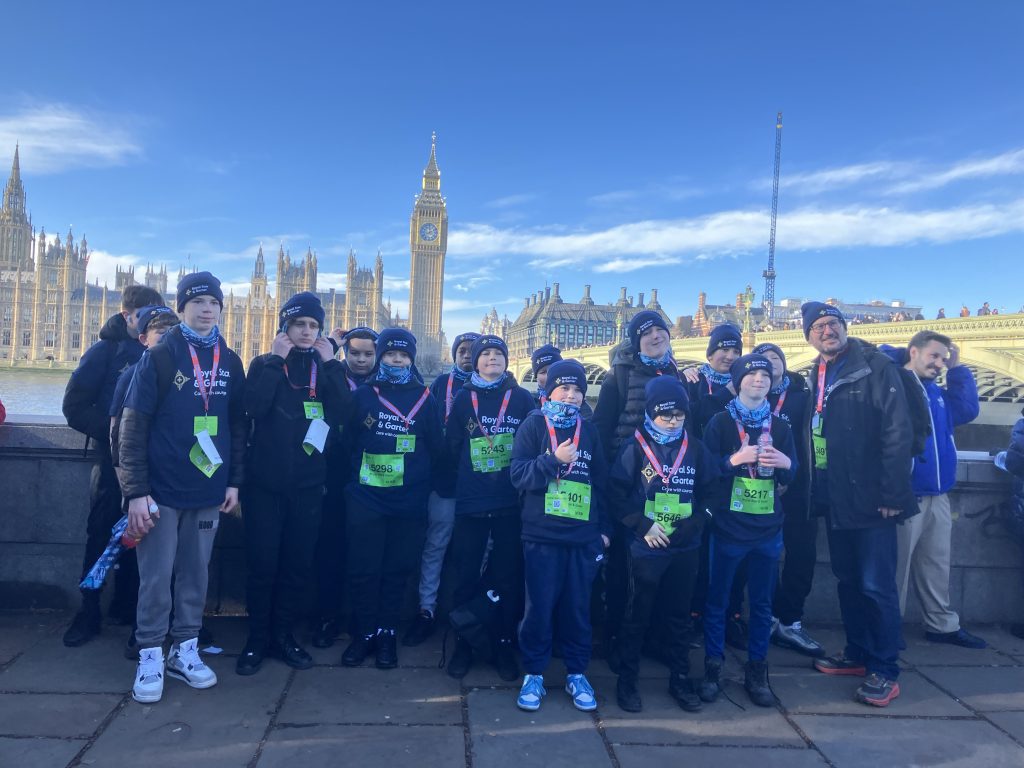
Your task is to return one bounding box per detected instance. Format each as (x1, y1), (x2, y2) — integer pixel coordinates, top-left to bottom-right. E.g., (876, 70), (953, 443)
(744, 660), (774, 707)
(668, 674), (702, 712)
(236, 641), (265, 676)
(698, 656), (724, 703)
(616, 676), (643, 712)
(341, 633), (376, 667)
(267, 633), (314, 670)
(62, 604), (101, 648)
(725, 613), (748, 651)
(446, 636), (474, 679)
(312, 619), (341, 649)
(375, 629), (398, 670)
(494, 639), (519, 681)
(402, 610), (435, 647)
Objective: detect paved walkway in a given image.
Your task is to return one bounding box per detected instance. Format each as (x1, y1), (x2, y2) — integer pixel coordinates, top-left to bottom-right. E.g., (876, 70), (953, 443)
(2, 612), (1024, 767)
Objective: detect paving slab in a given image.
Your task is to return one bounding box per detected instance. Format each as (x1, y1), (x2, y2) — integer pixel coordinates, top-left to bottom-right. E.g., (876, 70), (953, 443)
(982, 626), (1024, 656)
(278, 666), (462, 725)
(759, 625), (849, 668)
(614, 744), (828, 768)
(898, 632), (1012, 667)
(0, 692), (122, 737)
(77, 655), (288, 768)
(0, 736), (84, 768)
(592, 674), (804, 747)
(984, 712), (1024, 745)
(257, 724), (466, 768)
(918, 665), (1024, 711)
(0, 612), (63, 667)
(466, 687), (612, 768)
(793, 714), (1024, 767)
(0, 629), (132, 693)
(770, 668), (971, 716)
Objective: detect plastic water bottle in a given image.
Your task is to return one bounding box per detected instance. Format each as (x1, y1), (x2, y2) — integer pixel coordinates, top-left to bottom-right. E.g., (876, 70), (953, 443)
(757, 431), (774, 478)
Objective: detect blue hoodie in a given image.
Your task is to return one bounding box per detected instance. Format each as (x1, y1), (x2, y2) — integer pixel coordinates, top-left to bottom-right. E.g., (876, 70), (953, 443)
(880, 345), (980, 495)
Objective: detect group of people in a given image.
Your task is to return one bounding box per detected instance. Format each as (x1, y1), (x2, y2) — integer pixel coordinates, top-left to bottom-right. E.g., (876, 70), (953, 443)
(58, 269), (1005, 715)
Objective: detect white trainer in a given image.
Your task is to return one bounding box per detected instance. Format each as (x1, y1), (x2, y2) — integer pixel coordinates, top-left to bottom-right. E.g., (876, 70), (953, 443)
(166, 637), (218, 689)
(133, 646), (165, 703)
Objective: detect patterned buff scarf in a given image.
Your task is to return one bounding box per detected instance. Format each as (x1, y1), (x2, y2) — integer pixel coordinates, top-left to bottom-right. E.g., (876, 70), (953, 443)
(450, 364), (471, 383)
(771, 375), (791, 396)
(541, 399), (580, 428)
(179, 323), (220, 349)
(644, 414), (683, 445)
(639, 350), (673, 368)
(726, 398), (771, 429)
(470, 371), (506, 390)
(376, 362), (413, 385)
(699, 363), (732, 387)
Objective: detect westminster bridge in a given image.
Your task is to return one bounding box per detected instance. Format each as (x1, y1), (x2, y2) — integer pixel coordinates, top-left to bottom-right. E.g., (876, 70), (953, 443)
(509, 313), (1024, 408)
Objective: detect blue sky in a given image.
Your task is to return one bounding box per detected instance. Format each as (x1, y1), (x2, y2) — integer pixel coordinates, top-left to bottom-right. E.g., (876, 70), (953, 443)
(2, 2), (1022, 334)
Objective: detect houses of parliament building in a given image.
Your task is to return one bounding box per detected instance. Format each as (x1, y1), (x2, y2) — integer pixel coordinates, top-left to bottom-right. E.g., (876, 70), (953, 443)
(0, 137), (450, 366)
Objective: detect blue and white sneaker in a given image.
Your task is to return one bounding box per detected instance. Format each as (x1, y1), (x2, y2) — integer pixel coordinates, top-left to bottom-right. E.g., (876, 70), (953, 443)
(566, 673), (597, 712)
(517, 674), (546, 712)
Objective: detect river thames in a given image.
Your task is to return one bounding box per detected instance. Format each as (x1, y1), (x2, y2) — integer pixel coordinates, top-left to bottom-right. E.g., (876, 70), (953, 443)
(0, 368), (72, 417)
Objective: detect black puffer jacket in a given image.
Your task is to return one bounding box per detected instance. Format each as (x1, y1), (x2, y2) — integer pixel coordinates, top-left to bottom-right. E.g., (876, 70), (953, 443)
(593, 342), (681, 459)
(806, 338), (919, 530)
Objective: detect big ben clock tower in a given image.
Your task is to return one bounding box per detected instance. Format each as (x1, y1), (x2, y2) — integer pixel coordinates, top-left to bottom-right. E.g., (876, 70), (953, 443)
(408, 132), (447, 361)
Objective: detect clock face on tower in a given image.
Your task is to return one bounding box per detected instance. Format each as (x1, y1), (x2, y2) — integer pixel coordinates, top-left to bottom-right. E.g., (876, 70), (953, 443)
(419, 222), (439, 242)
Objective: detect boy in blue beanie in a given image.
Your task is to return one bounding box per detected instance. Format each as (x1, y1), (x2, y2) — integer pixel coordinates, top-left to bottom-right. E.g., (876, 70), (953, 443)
(445, 335), (535, 680)
(340, 328), (444, 670)
(237, 292), (351, 676)
(511, 359), (609, 712)
(699, 354), (797, 708)
(609, 376), (719, 713)
(402, 331), (481, 647)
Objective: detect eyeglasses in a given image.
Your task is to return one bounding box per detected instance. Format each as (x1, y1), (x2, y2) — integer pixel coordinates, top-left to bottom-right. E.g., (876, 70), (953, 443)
(810, 319), (843, 336)
(655, 412), (686, 423)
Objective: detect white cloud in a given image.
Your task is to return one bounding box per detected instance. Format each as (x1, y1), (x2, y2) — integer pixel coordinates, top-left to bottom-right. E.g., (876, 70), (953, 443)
(888, 148), (1024, 194)
(448, 199), (1024, 270)
(484, 193), (537, 209)
(776, 161), (904, 193)
(0, 103), (143, 174)
(594, 256), (682, 273)
(80, 248), (143, 288)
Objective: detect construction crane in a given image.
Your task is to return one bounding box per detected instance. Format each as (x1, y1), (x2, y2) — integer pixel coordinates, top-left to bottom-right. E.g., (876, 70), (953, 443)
(763, 111), (783, 324)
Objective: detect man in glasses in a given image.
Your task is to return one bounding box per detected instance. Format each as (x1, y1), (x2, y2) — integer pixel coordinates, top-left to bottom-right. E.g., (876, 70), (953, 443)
(801, 301), (918, 708)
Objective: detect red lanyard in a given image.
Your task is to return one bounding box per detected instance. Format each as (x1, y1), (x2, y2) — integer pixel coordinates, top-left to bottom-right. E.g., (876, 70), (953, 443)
(470, 390), (512, 448)
(634, 429), (689, 487)
(284, 359), (318, 399)
(346, 375), (358, 392)
(188, 343), (220, 415)
(445, 374), (456, 421)
(544, 414), (582, 482)
(538, 392), (547, 407)
(772, 389), (787, 416)
(815, 360), (827, 415)
(374, 386), (430, 430)
(735, 416), (772, 479)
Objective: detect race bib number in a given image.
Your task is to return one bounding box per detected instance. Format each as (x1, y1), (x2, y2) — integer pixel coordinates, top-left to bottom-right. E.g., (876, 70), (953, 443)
(470, 433), (513, 473)
(396, 435), (416, 453)
(644, 492), (692, 536)
(812, 423), (827, 469)
(730, 476), (775, 515)
(359, 452), (405, 488)
(303, 401), (323, 420)
(544, 479), (591, 521)
(193, 416), (218, 436)
(189, 435), (222, 478)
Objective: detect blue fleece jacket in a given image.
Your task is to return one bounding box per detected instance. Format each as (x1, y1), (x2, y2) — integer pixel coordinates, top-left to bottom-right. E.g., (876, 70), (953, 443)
(446, 377), (535, 516)
(880, 345), (980, 495)
(702, 407), (797, 544)
(608, 426), (720, 556)
(343, 379), (444, 516)
(511, 411), (610, 547)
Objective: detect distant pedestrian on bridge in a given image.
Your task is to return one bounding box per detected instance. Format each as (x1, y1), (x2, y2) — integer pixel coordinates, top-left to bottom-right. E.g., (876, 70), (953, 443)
(960, 306), (971, 317)
(978, 302), (992, 316)
(936, 308), (946, 319)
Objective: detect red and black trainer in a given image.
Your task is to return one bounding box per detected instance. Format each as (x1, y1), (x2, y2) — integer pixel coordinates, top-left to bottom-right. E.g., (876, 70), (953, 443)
(855, 674), (901, 707)
(813, 652), (867, 676)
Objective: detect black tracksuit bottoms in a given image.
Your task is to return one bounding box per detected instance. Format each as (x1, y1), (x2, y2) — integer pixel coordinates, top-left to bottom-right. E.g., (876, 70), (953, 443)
(450, 511), (523, 642)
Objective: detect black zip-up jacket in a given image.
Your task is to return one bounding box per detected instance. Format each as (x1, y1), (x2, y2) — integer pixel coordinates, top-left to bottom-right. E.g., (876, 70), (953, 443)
(430, 370), (469, 498)
(768, 371), (811, 519)
(684, 371), (733, 439)
(244, 350), (351, 493)
(805, 338), (919, 529)
(446, 375), (535, 516)
(593, 342), (681, 459)
(324, 360), (368, 495)
(63, 313), (144, 446)
(608, 425), (720, 552)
